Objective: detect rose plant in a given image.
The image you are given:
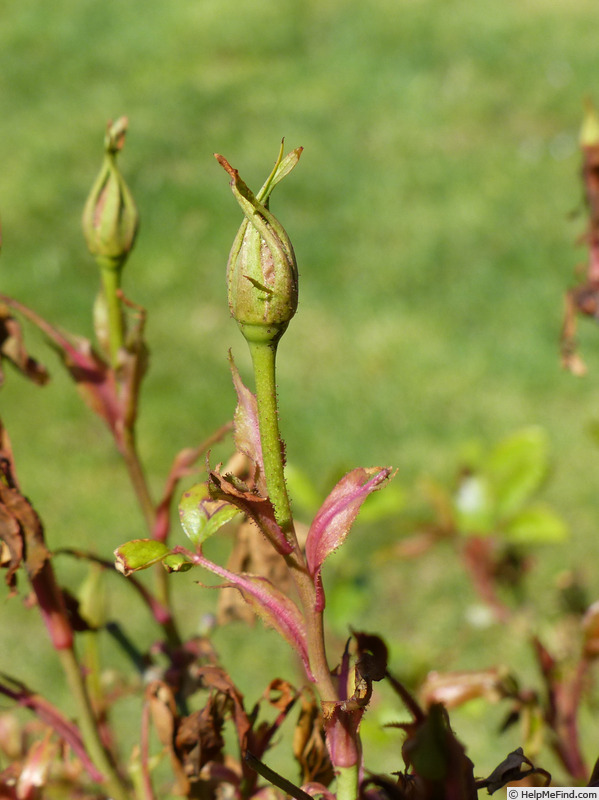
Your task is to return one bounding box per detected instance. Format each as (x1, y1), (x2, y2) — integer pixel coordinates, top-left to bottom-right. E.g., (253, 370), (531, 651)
(3, 114), (596, 799)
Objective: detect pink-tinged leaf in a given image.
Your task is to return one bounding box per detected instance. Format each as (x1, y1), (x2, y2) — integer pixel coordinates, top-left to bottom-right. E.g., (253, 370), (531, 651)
(190, 549), (313, 680)
(321, 703), (364, 769)
(0, 675), (103, 782)
(305, 467), (393, 611)
(229, 353), (265, 486)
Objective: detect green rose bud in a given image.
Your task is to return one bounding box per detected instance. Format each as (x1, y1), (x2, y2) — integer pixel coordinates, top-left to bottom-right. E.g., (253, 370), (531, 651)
(216, 142), (302, 345)
(82, 117), (139, 272)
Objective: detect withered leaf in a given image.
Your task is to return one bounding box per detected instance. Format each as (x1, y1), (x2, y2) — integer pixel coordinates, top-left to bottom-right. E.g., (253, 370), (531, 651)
(293, 688), (334, 787)
(146, 680), (189, 795)
(401, 704), (477, 799)
(0, 294), (149, 453)
(175, 696), (227, 782)
(0, 304), (49, 387)
(476, 748), (551, 794)
(353, 631), (388, 683)
(420, 668), (511, 710)
(209, 468), (293, 555)
(264, 678), (297, 712)
(0, 424), (50, 590)
(196, 666), (251, 752)
(0, 505), (23, 593)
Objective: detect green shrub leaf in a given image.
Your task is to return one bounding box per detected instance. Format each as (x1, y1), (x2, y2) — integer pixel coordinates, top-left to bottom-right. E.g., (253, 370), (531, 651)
(485, 427), (549, 518)
(503, 505), (568, 544)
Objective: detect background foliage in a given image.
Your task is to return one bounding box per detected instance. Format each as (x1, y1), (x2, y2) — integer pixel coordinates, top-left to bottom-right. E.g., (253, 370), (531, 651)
(2, 0), (599, 784)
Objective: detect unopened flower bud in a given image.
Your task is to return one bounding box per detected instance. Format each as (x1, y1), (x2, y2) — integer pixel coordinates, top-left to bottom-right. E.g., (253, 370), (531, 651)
(82, 117), (139, 272)
(216, 142), (302, 345)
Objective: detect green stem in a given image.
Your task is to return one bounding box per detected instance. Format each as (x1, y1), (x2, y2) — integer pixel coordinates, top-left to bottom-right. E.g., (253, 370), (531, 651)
(82, 632), (103, 711)
(336, 764), (360, 800)
(120, 426), (181, 648)
(121, 427), (156, 533)
(99, 258), (181, 646)
(248, 340), (294, 534)
(100, 266), (124, 368)
(97, 268), (181, 647)
(247, 338), (337, 701)
(58, 647), (130, 800)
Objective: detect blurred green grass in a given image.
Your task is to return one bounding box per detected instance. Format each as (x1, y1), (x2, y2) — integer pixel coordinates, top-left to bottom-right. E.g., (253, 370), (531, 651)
(2, 0), (599, 784)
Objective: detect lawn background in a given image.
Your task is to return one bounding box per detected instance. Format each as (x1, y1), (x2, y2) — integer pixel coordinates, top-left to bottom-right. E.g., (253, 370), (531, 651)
(2, 0), (599, 786)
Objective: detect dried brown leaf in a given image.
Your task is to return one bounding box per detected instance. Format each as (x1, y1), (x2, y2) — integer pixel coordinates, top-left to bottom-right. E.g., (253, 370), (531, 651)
(0, 304), (49, 387)
(146, 680), (189, 796)
(293, 689), (334, 786)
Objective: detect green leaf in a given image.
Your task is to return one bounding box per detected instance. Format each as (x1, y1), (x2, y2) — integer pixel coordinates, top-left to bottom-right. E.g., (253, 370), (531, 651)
(503, 504), (568, 544)
(114, 539), (170, 576)
(179, 482), (241, 546)
(485, 427), (549, 518)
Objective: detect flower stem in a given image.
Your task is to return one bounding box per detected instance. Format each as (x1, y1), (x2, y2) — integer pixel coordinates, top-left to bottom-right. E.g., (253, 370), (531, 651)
(247, 338), (337, 701)
(99, 266), (124, 368)
(247, 339), (294, 534)
(120, 426), (181, 648)
(58, 647), (130, 800)
(335, 764), (360, 800)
